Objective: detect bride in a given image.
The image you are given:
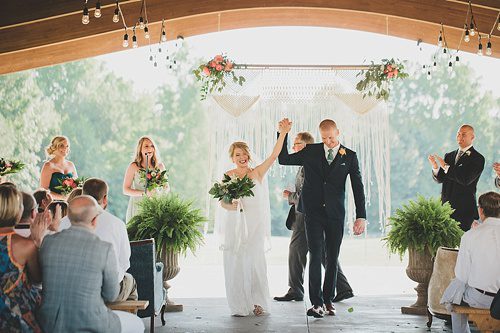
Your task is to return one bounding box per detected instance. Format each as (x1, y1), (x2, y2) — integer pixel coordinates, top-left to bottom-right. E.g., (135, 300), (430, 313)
(216, 119), (291, 316)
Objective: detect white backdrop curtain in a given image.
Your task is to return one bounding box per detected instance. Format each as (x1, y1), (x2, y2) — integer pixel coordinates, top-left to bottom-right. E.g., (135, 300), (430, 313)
(205, 68), (390, 235)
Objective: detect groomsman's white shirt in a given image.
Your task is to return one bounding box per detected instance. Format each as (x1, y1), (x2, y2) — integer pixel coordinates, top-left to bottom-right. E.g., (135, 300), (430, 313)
(432, 144), (473, 175)
(323, 142), (341, 161)
(454, 217), (500, 293)
(60, 211), (131, 281)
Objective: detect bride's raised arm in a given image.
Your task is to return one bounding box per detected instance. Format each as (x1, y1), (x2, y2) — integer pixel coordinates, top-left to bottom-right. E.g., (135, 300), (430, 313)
(254, 119), (292, 181)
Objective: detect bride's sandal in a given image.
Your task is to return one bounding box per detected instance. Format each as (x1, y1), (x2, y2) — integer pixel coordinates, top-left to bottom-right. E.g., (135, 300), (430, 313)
(253, 305), (264, 316)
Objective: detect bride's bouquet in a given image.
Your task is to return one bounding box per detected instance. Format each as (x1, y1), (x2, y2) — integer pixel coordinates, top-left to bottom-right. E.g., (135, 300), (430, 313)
(54, 176), (87, 195)
(209, 174), (255, 212)
(0, 158), (25, 176)
(138, 168), (169, 192)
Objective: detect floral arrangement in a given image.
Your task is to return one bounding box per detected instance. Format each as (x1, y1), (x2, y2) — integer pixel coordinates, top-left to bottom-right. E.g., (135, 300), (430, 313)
(209, 174), (255, 211)
(138, 168), (169, 192)
(54, 176), (87, 195)
(193, 54), (246, 100)
(356, 58), (409, 101)
(0, 158), (25, 176)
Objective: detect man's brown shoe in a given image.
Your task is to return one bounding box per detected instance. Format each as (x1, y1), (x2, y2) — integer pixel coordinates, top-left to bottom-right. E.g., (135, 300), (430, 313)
(324, 303), (336, 316)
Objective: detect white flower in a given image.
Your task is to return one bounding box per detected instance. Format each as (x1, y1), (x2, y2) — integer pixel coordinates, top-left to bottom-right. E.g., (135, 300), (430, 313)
(465, 151), (471, 156)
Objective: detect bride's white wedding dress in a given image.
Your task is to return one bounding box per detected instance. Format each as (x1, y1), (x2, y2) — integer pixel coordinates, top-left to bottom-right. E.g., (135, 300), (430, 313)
(216, 178), (272, 316)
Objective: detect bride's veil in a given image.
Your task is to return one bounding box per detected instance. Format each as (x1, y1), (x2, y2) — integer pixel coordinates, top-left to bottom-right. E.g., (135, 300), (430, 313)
(214, 144), (272, 253)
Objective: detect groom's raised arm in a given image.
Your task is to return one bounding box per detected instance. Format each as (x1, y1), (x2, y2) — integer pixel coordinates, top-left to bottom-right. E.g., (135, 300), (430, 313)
(278, 133), (304, 166)
(349, 152), (366, 219)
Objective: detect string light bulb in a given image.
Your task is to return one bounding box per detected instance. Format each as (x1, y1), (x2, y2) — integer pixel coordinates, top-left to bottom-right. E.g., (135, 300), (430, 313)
(122, 32), (129, 48)
(144, 26), (150, 39)
(427, 71), (432, 80)
(132, 31), (138, 48)
(448, 61), (453, 73)
(486, 40), (492, 56)
(82, 4), (90, 24)
(161, 30), (167, 42)
(464, 29), (470, 43)
(469, 22), (475, 36)
(112, 6), (119, 23)
(149, 55), (153, 61)
(455, 55), (460, 63)
(94, 1), (101, 18)
(139, 17), (145, 29)
(477, 41), (483, 56)
(438, 33), (443, 47)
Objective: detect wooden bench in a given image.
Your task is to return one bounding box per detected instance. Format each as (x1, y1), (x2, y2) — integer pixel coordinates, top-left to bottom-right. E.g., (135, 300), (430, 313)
(453, 305), (500, 333)
(107, 300), (149, 314)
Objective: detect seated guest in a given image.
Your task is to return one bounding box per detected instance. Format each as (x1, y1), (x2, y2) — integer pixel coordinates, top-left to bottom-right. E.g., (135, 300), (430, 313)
(38, 195), (144, 333)
(15, 192), (38, 237)
(33, 189), (52, 213)
(60, 178), (137, 301)
(492, 290), (500, 319)
(67, 187), (82, 203)
(494, 162), (499, 189)
(0, 186), (49, 333)
(441, 191), (500, 333)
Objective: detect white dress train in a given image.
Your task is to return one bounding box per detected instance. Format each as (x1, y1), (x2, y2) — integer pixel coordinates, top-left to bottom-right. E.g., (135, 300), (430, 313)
(216, 179), (271, 316)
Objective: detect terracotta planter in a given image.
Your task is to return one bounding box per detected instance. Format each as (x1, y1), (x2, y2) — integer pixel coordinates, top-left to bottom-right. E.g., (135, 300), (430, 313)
(401, 247), (434, 315)
(160, 245), (183, 312)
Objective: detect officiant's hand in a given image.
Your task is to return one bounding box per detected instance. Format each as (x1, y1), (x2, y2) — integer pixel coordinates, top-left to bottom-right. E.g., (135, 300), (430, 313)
(427, 155), (438, 169)
(278, 118), (292, 134)
(353, 218), (366, 235)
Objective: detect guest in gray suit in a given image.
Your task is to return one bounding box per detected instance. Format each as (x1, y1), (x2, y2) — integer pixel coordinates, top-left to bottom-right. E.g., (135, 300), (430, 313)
(274, 132), (354, 303)
(38, 195), (144, 333)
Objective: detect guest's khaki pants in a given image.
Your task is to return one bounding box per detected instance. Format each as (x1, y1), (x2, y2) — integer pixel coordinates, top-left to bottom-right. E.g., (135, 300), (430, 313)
(115, 272), (138, 302)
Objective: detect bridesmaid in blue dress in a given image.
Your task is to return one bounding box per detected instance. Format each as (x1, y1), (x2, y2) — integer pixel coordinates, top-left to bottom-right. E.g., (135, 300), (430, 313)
(123, 136), (167, 223)
(39, 136), (78, 200)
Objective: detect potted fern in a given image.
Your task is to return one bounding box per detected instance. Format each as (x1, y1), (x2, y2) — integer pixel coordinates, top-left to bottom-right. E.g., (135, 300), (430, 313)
(383, 196), (463, 315)
(127, 193), (206, 312)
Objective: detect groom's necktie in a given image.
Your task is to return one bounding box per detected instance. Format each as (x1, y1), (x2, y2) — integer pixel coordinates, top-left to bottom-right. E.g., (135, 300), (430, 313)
(327, 149), (334, 165)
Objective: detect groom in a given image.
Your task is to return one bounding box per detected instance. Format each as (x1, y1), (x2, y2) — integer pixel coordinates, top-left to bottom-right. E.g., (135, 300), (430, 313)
(278, 118), (366, 318)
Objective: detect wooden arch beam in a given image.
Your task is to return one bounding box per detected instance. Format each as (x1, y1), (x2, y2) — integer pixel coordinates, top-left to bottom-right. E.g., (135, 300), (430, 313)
(0, 0), (499, 74)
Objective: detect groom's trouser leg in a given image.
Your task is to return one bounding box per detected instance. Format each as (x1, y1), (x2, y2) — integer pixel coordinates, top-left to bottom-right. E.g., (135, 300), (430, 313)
(304, 213), (326, 307)
(322, 219), (344, 304)
(288, 215), (308, 297)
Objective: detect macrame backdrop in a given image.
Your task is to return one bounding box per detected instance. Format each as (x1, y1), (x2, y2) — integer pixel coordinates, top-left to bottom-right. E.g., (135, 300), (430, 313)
(205, 68), (391, 235)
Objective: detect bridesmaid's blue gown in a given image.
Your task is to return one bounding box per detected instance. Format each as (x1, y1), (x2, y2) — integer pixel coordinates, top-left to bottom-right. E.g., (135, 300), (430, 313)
(48, 172), (73, 194)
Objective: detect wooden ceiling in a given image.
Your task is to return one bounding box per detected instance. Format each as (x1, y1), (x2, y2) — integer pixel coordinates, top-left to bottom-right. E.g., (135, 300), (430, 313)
(1, 0), (499, 74)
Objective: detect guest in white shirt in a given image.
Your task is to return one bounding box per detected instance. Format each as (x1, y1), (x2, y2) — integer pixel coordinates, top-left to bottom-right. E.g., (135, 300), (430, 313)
(60, 178), (137, 301)
(441, 191), (500, 333)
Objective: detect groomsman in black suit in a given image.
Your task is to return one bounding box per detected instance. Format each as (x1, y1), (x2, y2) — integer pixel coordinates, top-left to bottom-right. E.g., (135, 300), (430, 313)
(278, 119), (366, 318)
(429, 124), (485, 231)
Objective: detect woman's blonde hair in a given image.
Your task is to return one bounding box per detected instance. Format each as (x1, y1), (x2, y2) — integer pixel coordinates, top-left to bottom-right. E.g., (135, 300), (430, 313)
(0, 186), (23, 227)
(46, 135), (70, 157)
(133, 136), (161, 169)
(229, 142), (252, 162)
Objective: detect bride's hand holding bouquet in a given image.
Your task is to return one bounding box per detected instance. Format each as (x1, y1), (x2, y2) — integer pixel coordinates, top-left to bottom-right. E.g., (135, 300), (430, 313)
(209, 174), (255, 212)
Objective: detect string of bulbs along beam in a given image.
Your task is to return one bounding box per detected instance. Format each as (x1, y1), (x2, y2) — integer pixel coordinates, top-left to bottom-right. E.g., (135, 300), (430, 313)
(423, 0), (500, 80)
(80, 0), (183, 69)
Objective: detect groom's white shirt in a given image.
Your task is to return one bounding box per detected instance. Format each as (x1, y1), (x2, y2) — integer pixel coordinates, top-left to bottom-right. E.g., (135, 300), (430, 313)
(323, 142), (341, 161)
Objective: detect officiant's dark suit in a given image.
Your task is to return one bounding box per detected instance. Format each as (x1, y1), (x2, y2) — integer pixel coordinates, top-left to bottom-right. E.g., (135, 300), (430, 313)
(432, 147), (484, 231)
(278, 133), (366, 308)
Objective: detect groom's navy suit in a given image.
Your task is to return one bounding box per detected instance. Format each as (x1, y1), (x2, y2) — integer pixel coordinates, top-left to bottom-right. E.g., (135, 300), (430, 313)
(278, 134), (366, 306)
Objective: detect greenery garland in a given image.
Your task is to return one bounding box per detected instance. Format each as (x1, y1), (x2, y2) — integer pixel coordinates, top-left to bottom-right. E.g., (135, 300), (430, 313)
(356, 58), (409, 101)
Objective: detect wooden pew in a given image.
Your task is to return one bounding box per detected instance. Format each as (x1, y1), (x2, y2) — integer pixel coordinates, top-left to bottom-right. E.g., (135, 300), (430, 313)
(107, 300), (149, 314)
(453, 305), (500, 333)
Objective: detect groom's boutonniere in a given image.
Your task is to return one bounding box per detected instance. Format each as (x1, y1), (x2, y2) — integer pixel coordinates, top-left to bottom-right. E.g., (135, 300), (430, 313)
(465, 150), (471, 156)
(339, 148), (346, 157)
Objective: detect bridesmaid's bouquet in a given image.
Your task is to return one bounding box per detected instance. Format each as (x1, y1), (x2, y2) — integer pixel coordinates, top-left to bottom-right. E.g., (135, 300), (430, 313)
(0, 158), (25, 176)
(138, 168), (168, 192)
(209, 174), (255, 211)
(54, 176), (87, 195)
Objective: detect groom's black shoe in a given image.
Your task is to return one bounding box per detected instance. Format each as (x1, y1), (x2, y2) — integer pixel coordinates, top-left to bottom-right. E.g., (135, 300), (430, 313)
(332, 291), (354, 303)
(273, 292), (303, 302)
(307, 305), (325, 318)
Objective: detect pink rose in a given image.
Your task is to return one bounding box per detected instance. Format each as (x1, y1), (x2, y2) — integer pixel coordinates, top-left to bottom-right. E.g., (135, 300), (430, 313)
(215, 64), (223, 71)
(386, 64), (393, 71)
(214, 55), (223, 63)
(387, 72), (394, 79)
(209, 61), (216, 68)
(202, 66), (210, 76)
(146, 174), (152, 180)
(393, 68), (399, 76)
(224, 61), (233, 72)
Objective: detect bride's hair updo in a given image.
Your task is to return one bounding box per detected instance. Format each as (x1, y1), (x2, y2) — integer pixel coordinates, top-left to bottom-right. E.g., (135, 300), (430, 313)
(133, 136), (161, 169)
(229, 142), (251, 162)
(46, 136), (70, 157)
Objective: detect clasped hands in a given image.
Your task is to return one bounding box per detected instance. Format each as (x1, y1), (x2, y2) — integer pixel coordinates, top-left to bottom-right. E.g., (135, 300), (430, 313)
(278, 118), (292, 134)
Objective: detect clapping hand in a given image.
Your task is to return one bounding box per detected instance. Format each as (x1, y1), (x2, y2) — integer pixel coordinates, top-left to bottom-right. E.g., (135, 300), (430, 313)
(435, 155), (446, 168)
(427, 155), (438, 169)
(48, 203), (62, 232)
(278, 118), (292, 134)
(494, 162), (500, 177)
(30, 210), (51, 248)
(353, 218), (366, 235)
(282, 190), (291, 199)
